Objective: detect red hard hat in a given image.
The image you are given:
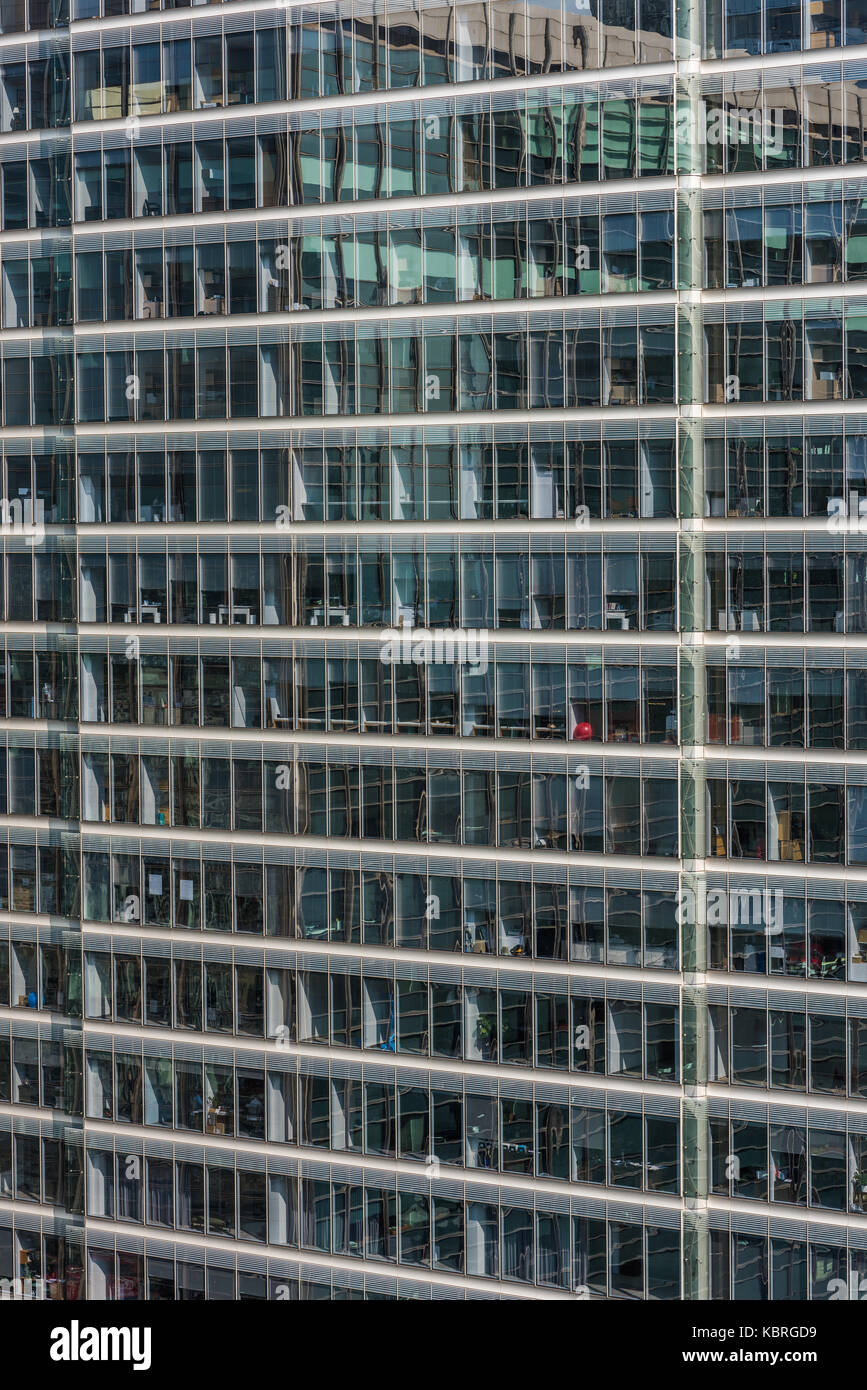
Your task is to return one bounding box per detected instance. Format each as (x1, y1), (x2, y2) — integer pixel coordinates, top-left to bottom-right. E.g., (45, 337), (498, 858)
(573, 722), (593, 740)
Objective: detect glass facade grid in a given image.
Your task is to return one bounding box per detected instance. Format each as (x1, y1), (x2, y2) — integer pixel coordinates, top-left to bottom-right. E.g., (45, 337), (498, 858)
(4, 0), (867, 1304)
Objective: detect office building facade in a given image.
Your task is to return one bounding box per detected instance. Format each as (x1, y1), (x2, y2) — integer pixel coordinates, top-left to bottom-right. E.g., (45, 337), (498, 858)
(1, 0), (867, 1301)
